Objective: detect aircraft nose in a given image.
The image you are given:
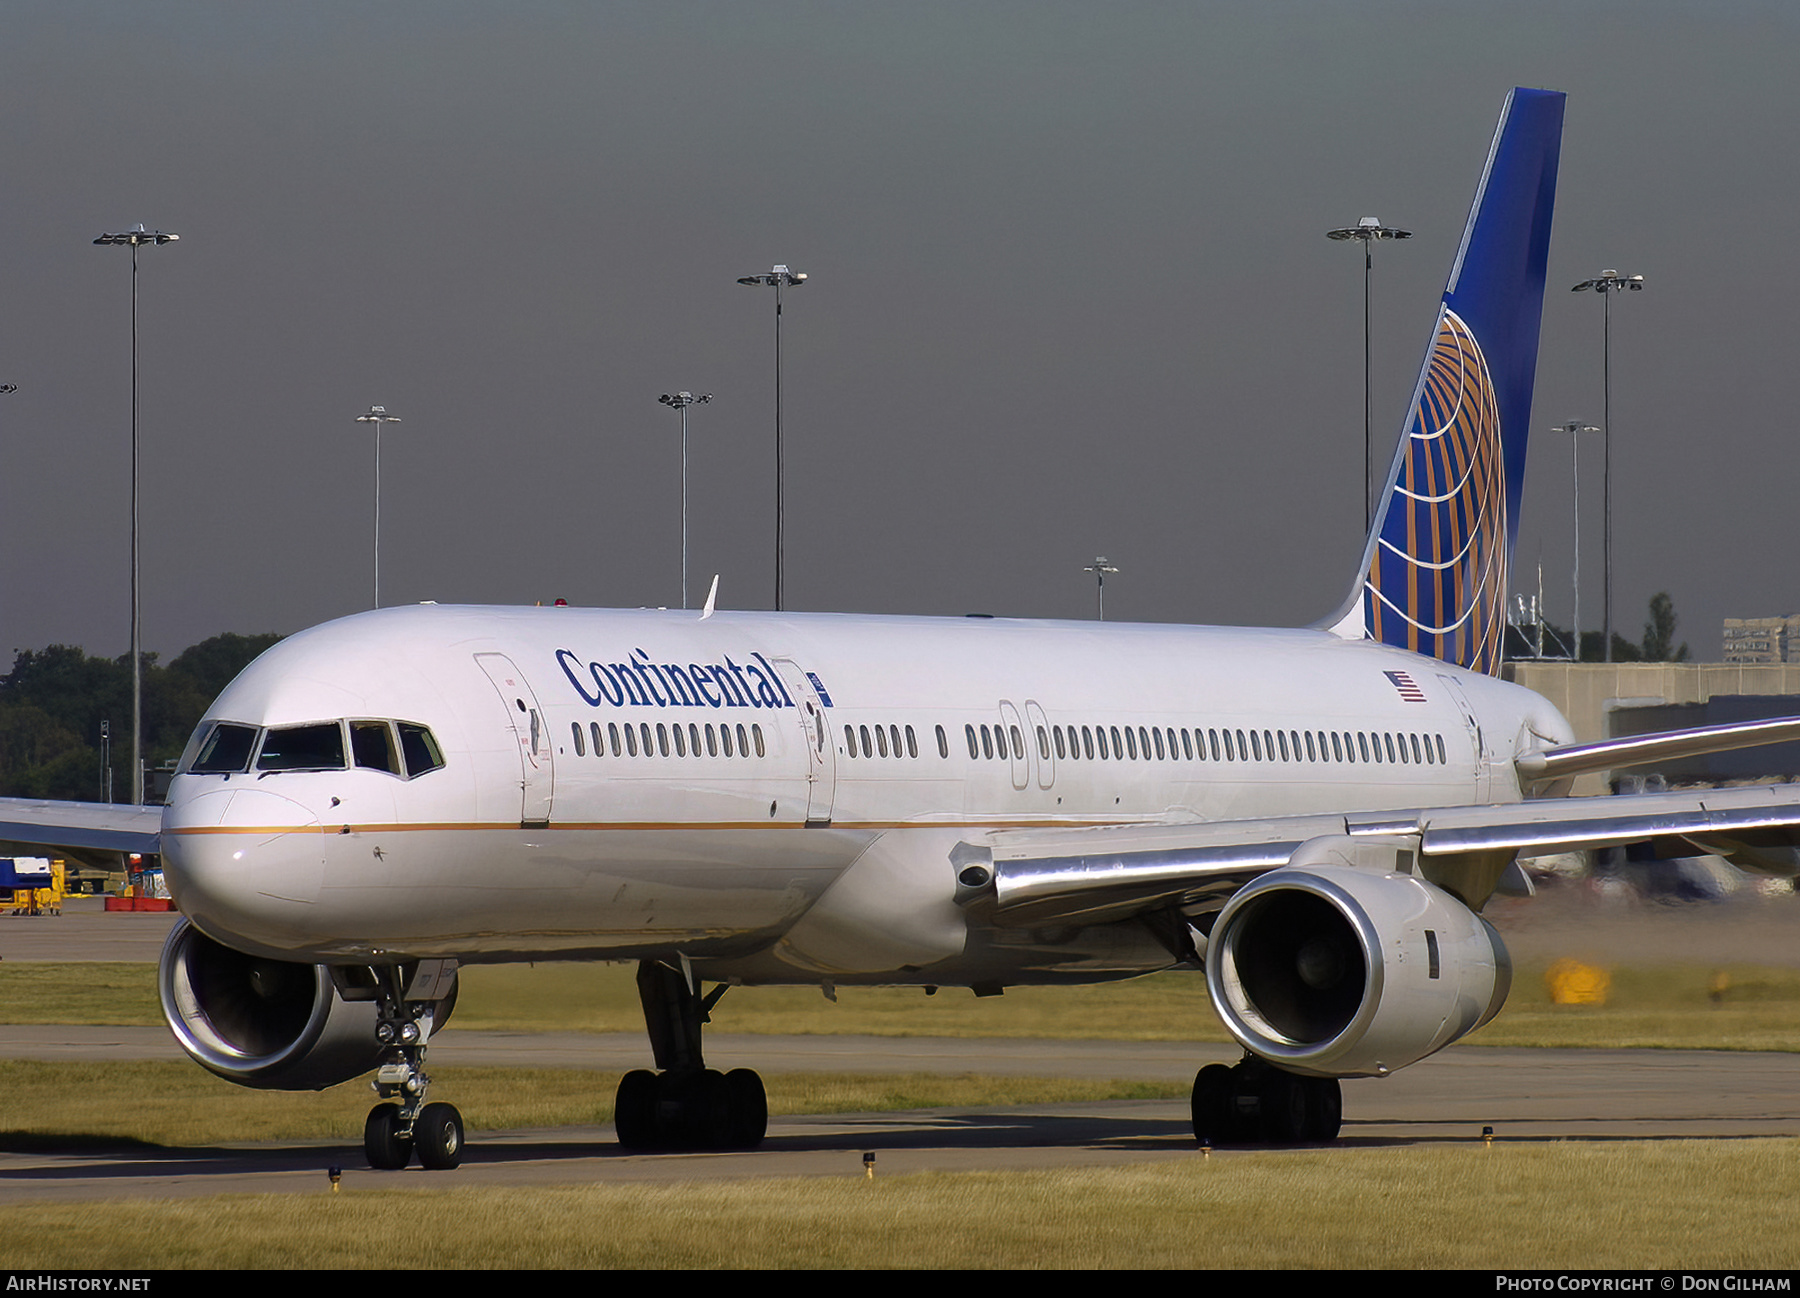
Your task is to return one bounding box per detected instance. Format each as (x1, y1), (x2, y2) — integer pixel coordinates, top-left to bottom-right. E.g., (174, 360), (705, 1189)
(161, 785), (327, 958)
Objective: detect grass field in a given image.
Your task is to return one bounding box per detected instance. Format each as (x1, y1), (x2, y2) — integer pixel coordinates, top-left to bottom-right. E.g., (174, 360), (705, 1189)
(3, 1142), (1796, 1268)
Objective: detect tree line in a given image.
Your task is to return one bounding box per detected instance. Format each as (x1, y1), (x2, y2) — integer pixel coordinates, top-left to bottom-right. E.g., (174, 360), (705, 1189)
(0, 633), (281, 802)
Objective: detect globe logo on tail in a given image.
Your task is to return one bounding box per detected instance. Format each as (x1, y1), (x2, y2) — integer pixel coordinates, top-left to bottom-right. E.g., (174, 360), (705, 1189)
(1363, 308), (1508, 675)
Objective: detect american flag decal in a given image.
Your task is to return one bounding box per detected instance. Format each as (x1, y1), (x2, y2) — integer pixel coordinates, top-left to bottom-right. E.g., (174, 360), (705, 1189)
(1385, 670), (1428, 703)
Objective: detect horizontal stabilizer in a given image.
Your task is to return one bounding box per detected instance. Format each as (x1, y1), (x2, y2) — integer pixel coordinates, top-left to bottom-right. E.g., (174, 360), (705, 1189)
(1515, 716), (1800, 785)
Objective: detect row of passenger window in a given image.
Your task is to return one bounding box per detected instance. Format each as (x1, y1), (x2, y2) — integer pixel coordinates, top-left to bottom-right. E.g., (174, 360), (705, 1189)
(844, 723), (922, 760)
(563, 712), (1447, 772)
(571, 719), (766, 760)
(185, 719), (446, 779)
(966, 722), (1449, 769)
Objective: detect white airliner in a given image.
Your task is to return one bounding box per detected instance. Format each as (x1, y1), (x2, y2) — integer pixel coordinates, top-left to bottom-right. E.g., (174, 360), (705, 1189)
(8, 86), (1800, 1171)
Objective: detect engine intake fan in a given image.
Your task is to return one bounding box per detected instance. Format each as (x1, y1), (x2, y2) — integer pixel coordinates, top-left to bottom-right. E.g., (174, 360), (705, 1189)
(159, 918), (452, 1091)
(1205, 836), (1511, 1078)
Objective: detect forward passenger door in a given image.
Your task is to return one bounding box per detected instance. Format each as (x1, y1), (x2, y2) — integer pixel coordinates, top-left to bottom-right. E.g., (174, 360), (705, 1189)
(474, 653), (555, 827)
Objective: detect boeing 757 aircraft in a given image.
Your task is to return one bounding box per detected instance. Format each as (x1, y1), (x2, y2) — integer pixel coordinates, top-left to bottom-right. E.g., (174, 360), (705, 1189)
(10, 87), (1800, 1171)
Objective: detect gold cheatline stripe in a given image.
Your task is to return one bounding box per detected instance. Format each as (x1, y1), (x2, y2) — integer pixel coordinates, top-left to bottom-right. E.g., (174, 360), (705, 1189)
(165, 817), (1116, 836)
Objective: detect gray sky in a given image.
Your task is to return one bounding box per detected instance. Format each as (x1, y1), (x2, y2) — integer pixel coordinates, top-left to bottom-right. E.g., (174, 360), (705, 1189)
(2, 2), (1794, 664)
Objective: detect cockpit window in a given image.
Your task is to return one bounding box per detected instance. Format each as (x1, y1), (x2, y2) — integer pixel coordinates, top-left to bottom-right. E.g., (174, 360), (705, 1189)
(182, 718), (441, 778)
(191, 723), (258, 774)
(398, 723), (445, 778)
(256, 723), (347, 772)
(351, 720), (401, 775)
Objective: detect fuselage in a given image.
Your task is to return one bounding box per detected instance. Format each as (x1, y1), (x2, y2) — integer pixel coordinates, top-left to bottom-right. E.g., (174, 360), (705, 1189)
(159, 603), (1573, 983)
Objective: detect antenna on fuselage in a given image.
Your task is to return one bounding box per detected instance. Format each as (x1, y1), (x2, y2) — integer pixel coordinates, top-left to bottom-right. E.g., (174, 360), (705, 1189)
(700, 574), (720, 620)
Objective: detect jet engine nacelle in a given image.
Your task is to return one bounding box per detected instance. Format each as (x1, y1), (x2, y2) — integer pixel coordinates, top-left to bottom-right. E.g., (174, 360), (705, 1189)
(158, 918), (451, 1090)
(1205, 838), (1511, 1079)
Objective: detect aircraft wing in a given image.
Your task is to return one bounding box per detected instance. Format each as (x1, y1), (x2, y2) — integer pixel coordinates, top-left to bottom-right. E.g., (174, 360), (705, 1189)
(980, 781), (1800, 928)
(0, 796), (162, 856)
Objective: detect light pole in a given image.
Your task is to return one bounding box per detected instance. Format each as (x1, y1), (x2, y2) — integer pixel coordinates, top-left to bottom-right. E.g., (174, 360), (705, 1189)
(657, 391), (712, 609)
(355, 406), (403, 608)
(1327, 217), (1412, 534)
(1571, 269), (1644, 662)
(1551, 421), (1601, 659)
(736, 264), (806, 610)
(1083, 556), (1120, 621)
(95, 224), (178, 806)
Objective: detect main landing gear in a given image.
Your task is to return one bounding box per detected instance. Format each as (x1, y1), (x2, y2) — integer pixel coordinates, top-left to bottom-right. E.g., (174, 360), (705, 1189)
(1190, 1056), (1342, 1145)
(614, 959), (768, 1152)
(360, 961), (465, 1170)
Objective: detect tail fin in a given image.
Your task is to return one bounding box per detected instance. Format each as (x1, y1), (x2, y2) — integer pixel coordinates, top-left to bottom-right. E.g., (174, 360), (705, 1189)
(1327, 87), (1565, 675)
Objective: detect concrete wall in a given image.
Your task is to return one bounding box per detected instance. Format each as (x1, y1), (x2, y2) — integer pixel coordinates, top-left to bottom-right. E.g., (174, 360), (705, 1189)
(1507, 662), (1800, 743)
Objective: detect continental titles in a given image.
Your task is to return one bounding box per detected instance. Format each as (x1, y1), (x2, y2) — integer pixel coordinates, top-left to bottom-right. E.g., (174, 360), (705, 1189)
(556, 648), (797, 711)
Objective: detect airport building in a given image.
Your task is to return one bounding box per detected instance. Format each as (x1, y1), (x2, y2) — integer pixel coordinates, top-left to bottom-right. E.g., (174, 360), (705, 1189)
(1721, 615), (1800, 664)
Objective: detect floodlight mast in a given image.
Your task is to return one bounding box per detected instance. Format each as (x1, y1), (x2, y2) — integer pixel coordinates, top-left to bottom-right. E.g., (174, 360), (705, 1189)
(658, 391), (712, 610)
(736, 265), (806, 611)
(1327, 217), (1412, 535)
(1571, 269), (1644, 662)
(1551, 421), (1602, 658)
(355, 407), (404, 608)
(94, 224), (179, 806)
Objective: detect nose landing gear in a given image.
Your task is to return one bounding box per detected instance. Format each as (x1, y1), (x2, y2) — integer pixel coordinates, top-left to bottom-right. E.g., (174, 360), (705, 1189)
(359, 960), (464, 1170)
